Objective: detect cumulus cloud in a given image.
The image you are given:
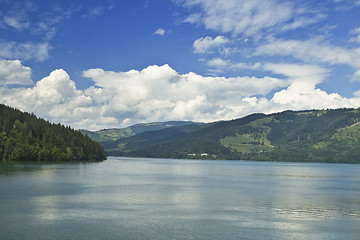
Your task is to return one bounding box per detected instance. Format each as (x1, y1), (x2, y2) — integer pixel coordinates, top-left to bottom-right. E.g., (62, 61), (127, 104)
(193, 36), (229, 54)
(82, 64), (287, 124)
(0, 68), (103, 130)
(257, 63), (357, 111)
(2, 62), (360, 130)
(80, 64), (360, 127)
(0, 62), (287, 130)
(270, 83), (352, 110)
(230, 81), (360, 119)
(0, 60), (32, 85)
(0, 40), (51, 62)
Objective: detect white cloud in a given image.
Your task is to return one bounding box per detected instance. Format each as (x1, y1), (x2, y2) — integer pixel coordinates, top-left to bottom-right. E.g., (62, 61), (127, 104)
(207, 58), (261, 71)
(331, 0), (360, 9)
(83, 64), (285, 101)
(349, 27), (360, 44)
(0, 63), (286, 130)
(207, 58), (230, 68)
(0, 40), (51, 62)
(0, 2), (33, 32)
(76, 64), (360, 127)
(352, 69), (360, 82)
(255, 37), (360, 82)
(228, 82), (360, 119)
(229, 63), (359, 115)
(279, 14), (326, 33)
(0, 68), (102, 129)
(81, 64), (287, 126)
(270, 83), (355, 110)
(350, 27), (360, 35)
(257, 63), (358, 111)
(259, 63), (358, 111)
(255, 37), (352, 66)
(2, 63), (360, 130)
(0, 60), (32, 85)
(231, 62), (261, 70)
(154, 28), (166, 36)
(263, 63), (330, 85)
(3, 16), (30, 31)
(349, 35), (360, 44)
(181, 0), (360, 87)
(193, 36), (229, 54)
(0, 0), (82, 41)
(178, 0), (323, 38)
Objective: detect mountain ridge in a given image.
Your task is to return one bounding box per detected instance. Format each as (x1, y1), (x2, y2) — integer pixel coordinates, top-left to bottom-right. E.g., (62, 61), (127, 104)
(80, 121), (204, 146)
(83, 108), (360, 163)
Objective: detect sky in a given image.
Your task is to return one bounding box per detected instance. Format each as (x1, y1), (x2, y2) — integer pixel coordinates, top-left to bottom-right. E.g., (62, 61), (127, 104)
(1, 0), (360, 130)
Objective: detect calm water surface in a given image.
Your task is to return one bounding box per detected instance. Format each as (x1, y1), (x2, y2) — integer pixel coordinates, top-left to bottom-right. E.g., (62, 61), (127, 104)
(1, 157), (359, 240)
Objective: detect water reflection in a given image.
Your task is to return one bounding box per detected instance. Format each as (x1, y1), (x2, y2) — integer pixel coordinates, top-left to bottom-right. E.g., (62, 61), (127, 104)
(1, 157), (359, 240)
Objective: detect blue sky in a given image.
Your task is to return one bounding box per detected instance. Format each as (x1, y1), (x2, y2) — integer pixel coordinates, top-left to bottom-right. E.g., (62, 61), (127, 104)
(1, 0), (360, 130)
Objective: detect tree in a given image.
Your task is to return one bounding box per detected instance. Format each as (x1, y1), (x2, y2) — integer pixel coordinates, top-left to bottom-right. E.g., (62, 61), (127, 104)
(0, 104), (106, 162)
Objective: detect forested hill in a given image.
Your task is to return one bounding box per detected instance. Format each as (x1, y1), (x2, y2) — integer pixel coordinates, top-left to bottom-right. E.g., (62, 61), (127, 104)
(84, 108), (360, 163)
(0, 104), (106, 162)
(80, 121), (203, 143)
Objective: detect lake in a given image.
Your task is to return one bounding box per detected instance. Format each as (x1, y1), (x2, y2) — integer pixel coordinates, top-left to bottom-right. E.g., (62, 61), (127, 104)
(1, 157), (359, 240)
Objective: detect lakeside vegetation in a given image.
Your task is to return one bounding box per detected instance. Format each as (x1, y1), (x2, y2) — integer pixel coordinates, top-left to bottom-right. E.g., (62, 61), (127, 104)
(84, 108), (360, 163)
(3, 102), (359, 163)
(0, 104), (106, 162)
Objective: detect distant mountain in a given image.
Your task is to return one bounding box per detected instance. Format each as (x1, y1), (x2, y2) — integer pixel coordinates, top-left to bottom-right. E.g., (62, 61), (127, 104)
(80, 121), (204, 150)
(0, 104), (106, 162)
(84, 108), (360, 163)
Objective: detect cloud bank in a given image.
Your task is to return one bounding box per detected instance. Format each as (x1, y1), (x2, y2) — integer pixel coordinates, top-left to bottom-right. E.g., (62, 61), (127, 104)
(1, 60), (360, 130)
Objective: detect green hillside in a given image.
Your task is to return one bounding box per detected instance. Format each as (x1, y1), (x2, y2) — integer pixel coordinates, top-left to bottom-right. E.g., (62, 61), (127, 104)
(86, 108), (360, 163)
(0, 104), (106, 162)
(81, 121), (204, 152)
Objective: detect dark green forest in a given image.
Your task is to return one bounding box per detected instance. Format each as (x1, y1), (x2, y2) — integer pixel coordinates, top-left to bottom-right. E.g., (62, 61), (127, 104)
(85, 108), (360, 163)
(0, 104), (106, 162)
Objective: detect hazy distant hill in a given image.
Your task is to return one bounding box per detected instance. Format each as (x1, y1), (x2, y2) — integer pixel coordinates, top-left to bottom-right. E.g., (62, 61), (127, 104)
(80, 121), (204, 150)
(83, 108), (360, 163)
(0, 104), (106, 162)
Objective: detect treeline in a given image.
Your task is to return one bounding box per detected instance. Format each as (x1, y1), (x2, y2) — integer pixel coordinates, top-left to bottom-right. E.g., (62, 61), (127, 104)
(0, 104), (106, 162)
(88, 108), (360, 163)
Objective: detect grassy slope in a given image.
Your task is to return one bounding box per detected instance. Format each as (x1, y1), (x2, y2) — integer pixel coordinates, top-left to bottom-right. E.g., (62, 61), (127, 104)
(220, 116), (275, 154)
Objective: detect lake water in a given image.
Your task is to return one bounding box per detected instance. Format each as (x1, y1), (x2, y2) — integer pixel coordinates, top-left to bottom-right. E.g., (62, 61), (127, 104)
(1, 157), (359, 240)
